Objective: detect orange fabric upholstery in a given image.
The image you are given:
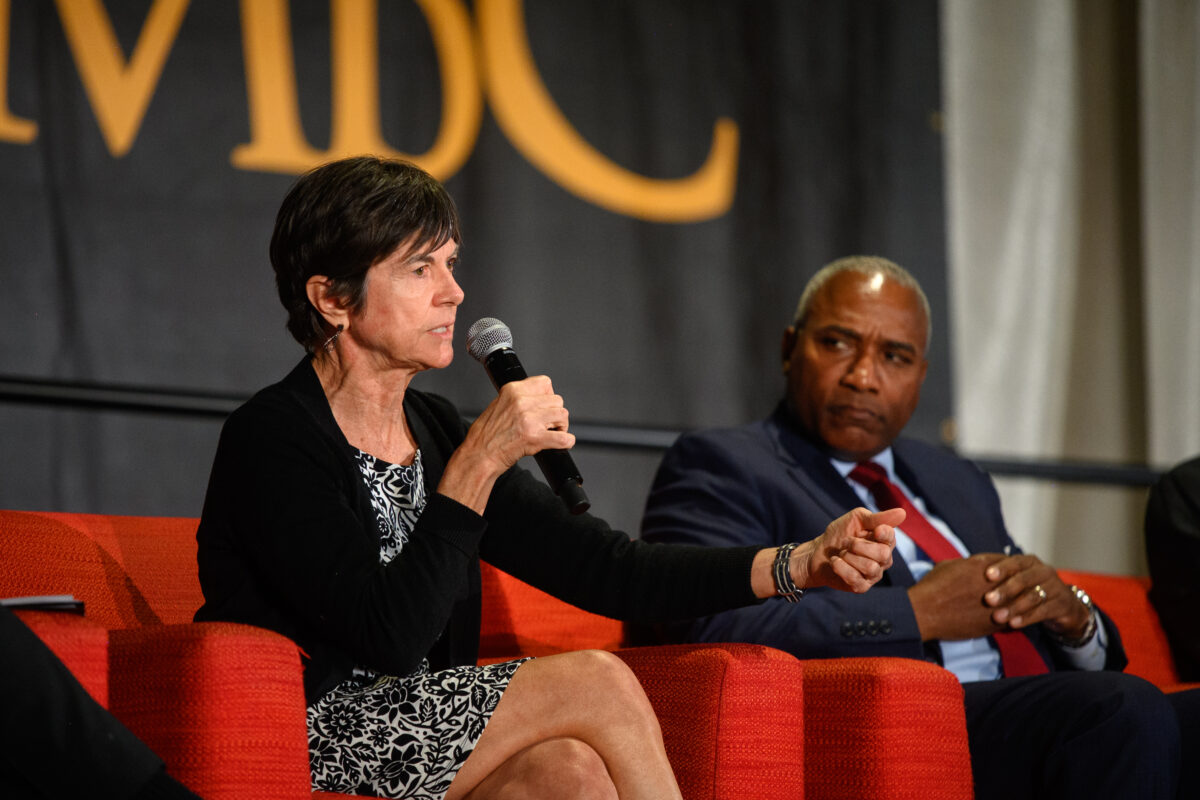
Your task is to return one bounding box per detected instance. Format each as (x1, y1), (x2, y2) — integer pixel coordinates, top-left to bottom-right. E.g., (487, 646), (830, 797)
(475, 564), (808, 798)
(802, 657), (973, 800)
(616, 643), (806, 800)
(475, 563), (970, 800)
(0, 510), (354, 799)
(109, 623), (312, 800)
(1058, 569), (1200, 693)
(2, 509), (806, 799)
(0, 510), (200, 628)
(9, 507), (1195, 799)
(478, 560), (623, 660)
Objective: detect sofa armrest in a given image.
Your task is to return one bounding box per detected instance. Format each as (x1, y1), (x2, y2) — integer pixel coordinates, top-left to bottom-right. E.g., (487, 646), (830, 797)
(108, 622), (312, 800)
(14, 609), (109, 707)
(802, 657), (972, 800)
(615, 643), (805, 800)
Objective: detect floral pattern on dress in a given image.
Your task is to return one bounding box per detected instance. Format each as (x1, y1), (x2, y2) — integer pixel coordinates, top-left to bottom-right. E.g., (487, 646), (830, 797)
(308, 660), (524, 798)
(354, 449), (425, 564)
(307, 448), (528, 800)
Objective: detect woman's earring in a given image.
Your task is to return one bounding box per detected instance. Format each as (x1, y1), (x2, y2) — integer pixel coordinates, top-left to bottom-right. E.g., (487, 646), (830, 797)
(322, 323), (344, 353)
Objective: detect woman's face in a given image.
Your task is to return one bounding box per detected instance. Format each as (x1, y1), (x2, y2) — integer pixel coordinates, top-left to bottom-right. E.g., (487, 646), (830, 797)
(346, 237), (464, 374)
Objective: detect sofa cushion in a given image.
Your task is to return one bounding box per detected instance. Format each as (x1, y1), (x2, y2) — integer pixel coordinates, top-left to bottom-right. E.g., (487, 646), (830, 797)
(477, 561), (623, 661)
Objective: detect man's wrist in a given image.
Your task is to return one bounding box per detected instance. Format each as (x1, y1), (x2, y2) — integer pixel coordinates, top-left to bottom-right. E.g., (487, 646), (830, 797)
(1046, 584), (1098, 648)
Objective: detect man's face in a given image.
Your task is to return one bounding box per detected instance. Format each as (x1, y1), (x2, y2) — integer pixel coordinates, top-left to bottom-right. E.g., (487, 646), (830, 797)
(783, 271), (929, 461)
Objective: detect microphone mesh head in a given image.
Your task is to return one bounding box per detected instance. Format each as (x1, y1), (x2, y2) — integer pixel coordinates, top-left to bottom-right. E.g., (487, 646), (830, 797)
(466, 317), (513, 361)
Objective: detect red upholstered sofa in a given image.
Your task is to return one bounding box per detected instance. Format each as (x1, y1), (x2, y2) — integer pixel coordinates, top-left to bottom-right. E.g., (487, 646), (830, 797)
(2, 509), (977, 799)
(481, 553), (973, 800)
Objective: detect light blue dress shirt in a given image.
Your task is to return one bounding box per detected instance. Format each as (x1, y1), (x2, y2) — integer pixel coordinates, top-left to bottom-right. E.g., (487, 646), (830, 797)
(831, 449), (1106, 683)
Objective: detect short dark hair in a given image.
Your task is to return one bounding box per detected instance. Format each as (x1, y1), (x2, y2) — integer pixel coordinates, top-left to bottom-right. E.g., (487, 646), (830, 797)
(269, 156), (462, 353)
(794, 255), (932, 349)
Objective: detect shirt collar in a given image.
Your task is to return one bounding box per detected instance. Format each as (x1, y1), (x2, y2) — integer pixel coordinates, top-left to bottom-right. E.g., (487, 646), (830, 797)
(830, 447), (896, 482)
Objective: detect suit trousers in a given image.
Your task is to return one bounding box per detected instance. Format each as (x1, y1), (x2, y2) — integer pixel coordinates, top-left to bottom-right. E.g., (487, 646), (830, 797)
(964, 670), (1180, 800)
(1167, 687), (1200, 800)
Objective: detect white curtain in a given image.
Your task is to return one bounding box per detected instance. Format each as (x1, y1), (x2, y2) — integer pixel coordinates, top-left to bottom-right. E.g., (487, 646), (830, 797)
(1142, 0), (1200, 461)
(942, 0), (1200, 574)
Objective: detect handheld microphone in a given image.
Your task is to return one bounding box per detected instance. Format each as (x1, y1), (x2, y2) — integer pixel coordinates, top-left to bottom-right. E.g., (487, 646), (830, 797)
(466, 317), (590, 515)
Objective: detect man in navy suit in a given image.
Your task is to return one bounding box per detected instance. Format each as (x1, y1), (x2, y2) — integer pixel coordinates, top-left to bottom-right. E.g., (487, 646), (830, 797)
(641, 256), (1184, 800)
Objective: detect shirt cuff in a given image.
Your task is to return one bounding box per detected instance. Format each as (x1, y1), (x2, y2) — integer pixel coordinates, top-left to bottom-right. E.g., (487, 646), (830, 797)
(1058, 613), (1109, 671)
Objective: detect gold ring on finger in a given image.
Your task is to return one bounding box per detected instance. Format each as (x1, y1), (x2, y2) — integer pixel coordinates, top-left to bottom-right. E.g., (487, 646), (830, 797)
(1034, 584), (1047, 602)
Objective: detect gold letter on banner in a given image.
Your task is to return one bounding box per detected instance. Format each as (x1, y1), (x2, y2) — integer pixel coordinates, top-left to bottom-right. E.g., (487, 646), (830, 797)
(233, 0), (480, 178)
(476, 0), (738, 222)
(53, 0), (190, 157)
(0, 0), (37, 143)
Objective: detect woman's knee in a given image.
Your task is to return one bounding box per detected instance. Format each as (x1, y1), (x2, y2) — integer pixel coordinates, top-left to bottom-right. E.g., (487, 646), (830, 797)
(502, 650), (663, 749)
(515, 737), (616, 800)
(557, 650), (658, 721)
(561, 650), (643, 697)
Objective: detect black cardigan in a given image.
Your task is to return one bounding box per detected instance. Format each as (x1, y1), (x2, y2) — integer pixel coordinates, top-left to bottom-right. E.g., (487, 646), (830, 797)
(195, 359), (761, 701)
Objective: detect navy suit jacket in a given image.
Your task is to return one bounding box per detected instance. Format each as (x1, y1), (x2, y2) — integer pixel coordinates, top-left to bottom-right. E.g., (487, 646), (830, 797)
(639, 405), (1127, 673)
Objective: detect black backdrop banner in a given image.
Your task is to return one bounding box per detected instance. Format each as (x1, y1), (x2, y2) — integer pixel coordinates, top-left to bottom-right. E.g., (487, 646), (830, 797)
(0, 0), (947, 536)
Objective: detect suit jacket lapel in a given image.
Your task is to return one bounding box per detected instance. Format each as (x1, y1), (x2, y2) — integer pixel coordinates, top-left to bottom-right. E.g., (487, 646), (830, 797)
(893, 440), (997, 556)
(766, 407), (918, 587)
(768, 412), (857, 512)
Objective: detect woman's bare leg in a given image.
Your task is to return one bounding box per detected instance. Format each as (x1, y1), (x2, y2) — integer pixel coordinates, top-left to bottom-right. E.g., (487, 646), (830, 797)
(445, 650), (681, 800)
(461, 737), (616, 800)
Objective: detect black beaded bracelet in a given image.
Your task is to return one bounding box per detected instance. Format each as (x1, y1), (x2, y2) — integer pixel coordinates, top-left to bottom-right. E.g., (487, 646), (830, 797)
(773, 542), (805, 602)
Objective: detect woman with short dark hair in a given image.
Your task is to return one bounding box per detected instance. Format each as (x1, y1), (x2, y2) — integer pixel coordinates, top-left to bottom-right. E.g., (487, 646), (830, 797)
(194, 155), (898, 799)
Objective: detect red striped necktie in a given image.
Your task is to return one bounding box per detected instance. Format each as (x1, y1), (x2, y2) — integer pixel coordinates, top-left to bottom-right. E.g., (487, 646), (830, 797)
(848, 461), (1049, 677)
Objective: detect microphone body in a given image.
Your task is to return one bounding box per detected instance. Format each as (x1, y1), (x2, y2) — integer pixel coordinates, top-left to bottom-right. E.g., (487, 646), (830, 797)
(467, 319), (590, 514)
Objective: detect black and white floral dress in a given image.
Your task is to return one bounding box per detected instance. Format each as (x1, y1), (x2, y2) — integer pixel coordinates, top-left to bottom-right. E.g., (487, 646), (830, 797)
(307, 449), (528, 799)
